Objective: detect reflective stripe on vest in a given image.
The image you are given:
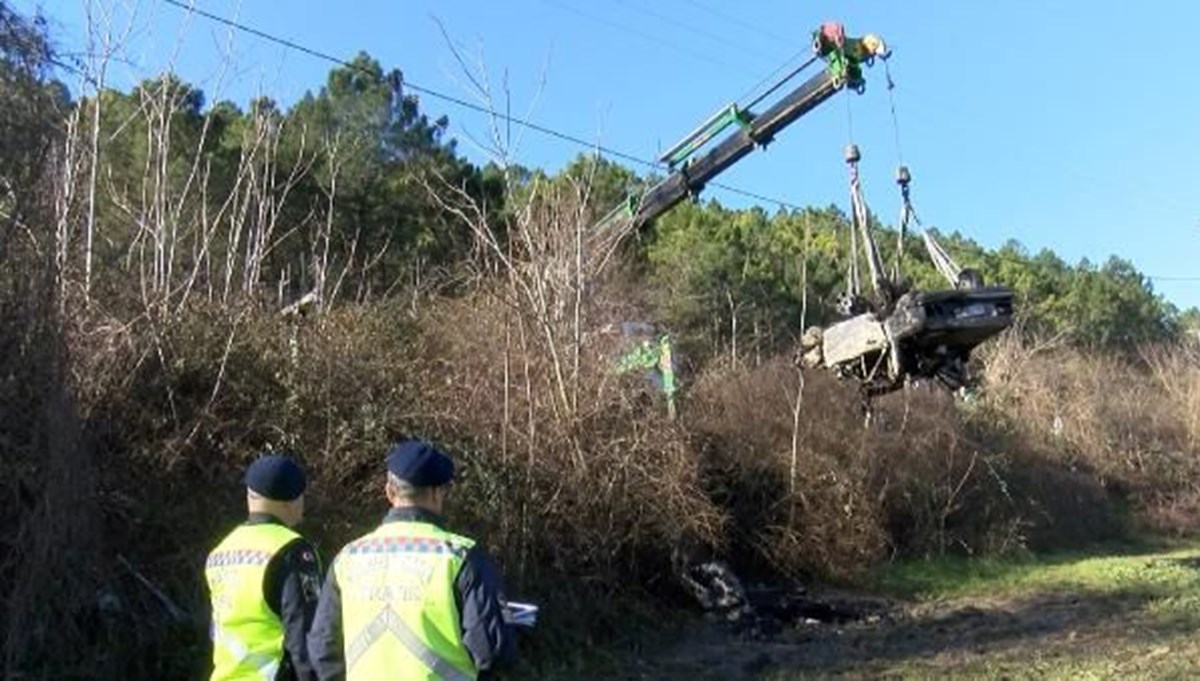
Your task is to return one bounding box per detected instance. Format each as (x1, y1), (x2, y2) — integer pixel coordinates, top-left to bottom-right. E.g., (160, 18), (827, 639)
(205, 522), (302, 681)
(344, 607), (472, 681)
(336, 521), (477, 681)
(212, 624), (281, 681)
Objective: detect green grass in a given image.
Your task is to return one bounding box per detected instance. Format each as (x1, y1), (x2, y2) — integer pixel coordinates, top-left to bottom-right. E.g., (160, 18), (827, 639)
(873, 537), (1200, 602)
(807, 540), (1200, 679)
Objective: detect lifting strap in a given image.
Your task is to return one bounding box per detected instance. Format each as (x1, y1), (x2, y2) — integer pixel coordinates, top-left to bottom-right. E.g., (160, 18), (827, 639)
(894, 166), (961, 288)
(844, 144), (886, 298)
(881, 58), (963, 290)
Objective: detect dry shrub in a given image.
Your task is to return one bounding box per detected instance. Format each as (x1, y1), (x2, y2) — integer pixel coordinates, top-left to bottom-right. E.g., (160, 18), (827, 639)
(51, 279), (725, 672)
(413, 289), (726, 594)
(686, 359), (884, 578)
(869, 385), (1031, 558)
(685, 356), (1023, 580)
(88, 300), (424, 540)
(1143, 343), (1200, 454)
(418, 160), (729, 601)
(15, 299), (431, 679)
(6, 161), (730, 674)
(0, 78), (112, 674)
(0, 296), (110, 678)
(980, 332), (1200, 535)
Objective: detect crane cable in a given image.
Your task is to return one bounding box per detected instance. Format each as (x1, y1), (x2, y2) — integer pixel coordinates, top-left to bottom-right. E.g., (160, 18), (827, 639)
(883, 57), (905, 166)
(884, 56), (961, 288)
(739, 52), (820, 112)
(846, 144), (885, 297)
(840, 43), (861, 299)
(842, 79), (881, 299)
(885, 56), (909, 282)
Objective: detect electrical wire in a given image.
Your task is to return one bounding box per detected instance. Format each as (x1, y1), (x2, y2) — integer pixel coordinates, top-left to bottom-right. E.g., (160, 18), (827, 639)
(163, 0), (662, 171)
(538, 0), (762, 79)
(678, 0), (794, 47)
(159, 0), (1197, 286)
(610, 0), (782, 66)
(161, 0), (825, 211)
(160, 1), (818, 215)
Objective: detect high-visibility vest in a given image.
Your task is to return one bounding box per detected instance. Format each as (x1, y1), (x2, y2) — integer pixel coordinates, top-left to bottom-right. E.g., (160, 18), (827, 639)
(336, 520), (477, 681)
(205, 522), (302, 681)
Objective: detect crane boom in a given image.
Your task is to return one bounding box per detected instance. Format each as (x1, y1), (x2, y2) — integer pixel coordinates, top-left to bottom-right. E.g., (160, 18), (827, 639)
(631, 23), (888, 229)
(607, 22), (1014, 399)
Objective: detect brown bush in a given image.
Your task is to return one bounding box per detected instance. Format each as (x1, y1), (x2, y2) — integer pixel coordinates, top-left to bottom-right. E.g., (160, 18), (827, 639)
(10, 284), (1200, 678)
(684, 356), (1029, 580)
(5, 112), (1198, 675)
(413, 289), (726, 592)
(978, 332), (1200, 536)
(2, 299), (432, 678)
(11, 281), (726, 675)
(686, 359), (881, 578)
(1, 293), (110, 678)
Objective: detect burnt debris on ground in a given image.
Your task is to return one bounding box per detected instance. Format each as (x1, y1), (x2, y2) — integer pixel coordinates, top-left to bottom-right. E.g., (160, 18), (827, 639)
(680, 560), (894, 640)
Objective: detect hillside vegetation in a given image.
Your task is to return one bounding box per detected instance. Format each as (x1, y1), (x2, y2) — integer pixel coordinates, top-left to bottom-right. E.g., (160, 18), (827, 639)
(2, 5), (1199, 678)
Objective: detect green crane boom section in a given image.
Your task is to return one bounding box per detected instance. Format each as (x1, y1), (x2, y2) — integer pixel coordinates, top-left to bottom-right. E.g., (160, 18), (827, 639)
(630, 24), (887, 230)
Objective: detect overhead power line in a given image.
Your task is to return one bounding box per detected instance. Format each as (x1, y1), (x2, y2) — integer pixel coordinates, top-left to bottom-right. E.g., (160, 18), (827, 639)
(679, 0), (794, 47)
(608, 0), (782, 66)
(159, 0), (806, 204)
(162, 0), (658, 170)
(539, 0), (763, 79)
(160, 0), (1197, 285)
(1137, 275), (1200, 282)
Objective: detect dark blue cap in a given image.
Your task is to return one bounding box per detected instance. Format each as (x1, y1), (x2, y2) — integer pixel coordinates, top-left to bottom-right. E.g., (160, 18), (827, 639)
(385, 440), (454, 487)
(244, 453), (307, 501)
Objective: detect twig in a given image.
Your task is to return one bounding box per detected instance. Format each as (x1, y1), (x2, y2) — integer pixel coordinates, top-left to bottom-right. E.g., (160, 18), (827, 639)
(117, 554), (188, 622)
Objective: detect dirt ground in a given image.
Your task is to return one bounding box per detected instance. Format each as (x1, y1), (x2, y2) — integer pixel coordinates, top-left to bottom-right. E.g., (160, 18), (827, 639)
(600, 548), (1200, 680)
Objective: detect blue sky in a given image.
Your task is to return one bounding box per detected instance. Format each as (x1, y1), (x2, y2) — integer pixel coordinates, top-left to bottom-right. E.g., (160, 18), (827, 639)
(27, 0), (1200, 308)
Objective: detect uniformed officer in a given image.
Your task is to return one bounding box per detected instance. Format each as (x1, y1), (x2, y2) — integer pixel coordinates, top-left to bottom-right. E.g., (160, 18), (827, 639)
(205, 453), (323, 681)
(308, 440), (515, 681)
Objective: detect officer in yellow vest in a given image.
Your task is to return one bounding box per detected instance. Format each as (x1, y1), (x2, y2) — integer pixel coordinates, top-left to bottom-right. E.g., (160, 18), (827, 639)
(206, 453), (323, 681)
(307, 440), (515, 681)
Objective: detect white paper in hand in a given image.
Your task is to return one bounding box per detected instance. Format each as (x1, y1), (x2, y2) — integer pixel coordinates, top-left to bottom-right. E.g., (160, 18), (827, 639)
(502, 601), (538, 628)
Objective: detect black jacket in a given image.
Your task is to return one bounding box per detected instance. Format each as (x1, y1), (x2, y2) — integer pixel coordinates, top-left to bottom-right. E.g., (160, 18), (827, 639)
(307, 507), (516, 681)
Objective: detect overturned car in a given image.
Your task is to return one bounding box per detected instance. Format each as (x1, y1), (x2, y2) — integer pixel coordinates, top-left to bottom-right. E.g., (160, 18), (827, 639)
(800, 280), (1014, 396)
